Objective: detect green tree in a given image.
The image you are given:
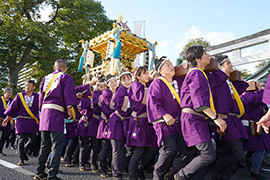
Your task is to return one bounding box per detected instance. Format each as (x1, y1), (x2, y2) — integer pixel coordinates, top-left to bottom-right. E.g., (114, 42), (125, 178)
(176, 37), (211, 65)
(0, 0), (113, 90)
(0, 61), (8, 90)
(235, 68), (252, 78)
(255, 60), (268, 70)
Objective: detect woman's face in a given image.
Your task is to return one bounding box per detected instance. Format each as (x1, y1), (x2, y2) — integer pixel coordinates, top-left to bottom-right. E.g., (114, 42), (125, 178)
(97, 83), (107, 92)
(108, 78), (118, 91)
(120, 74), (132, 89)
(159, 60), (175, 77)
(221, 59), (233, 74)
(137, 70), (149, 84)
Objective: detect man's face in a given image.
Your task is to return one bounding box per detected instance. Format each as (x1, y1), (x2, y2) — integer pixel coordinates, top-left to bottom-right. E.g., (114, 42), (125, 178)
(159, 60), (175, 78)
(199, 51), (211, 66)
(25, 82), (35, 93)
(4, 90), (13, 99)
(221, 59), (233, 74)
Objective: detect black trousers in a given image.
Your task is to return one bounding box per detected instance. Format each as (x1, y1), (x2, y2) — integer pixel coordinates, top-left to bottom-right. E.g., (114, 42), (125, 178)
(0, 128), (9, 153)
(78, 136), (89, 167)
(17, 133), (36, 161)
(129, 146), (158, 180)
(73, 144), (79, 164)
(99, 138), (112, 173)
(212, 138), (244, 180)
(153, 135), (191, 180)
(61, 137), (69, 157)
(25, 133), (37, 155)
(111, 139), (132, 179)
(90, 137), (101, 167)
(5, 128), (16, 148)
(36, 131), (63, 178)
(32, 133), (41, 155)
(65, 137), (78, 164)
(177, 141), (216, 180)
(9, 129), (16, 148)
(124, 145), (133, 172)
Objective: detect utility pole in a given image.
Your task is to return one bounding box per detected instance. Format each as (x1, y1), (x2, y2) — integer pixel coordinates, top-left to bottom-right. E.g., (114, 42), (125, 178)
(133, 20), (146, 67)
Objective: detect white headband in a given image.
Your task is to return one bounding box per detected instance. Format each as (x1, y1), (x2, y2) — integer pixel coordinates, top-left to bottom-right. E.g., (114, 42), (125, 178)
(220, 58), (229, 65)
(134, 66), (145, 77)
(96, 82), (107, 85)
(157, 58), (170, 72)
(107, 77), (117, 84)
(119, 71), (132, 79)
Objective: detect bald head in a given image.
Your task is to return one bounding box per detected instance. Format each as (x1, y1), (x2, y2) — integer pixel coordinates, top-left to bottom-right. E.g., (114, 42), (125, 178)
(54, 59), (67, 71)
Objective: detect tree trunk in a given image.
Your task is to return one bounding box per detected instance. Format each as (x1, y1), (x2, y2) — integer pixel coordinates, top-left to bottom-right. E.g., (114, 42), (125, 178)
(7, 42), (33, 87)
(8, 67), (19, 88)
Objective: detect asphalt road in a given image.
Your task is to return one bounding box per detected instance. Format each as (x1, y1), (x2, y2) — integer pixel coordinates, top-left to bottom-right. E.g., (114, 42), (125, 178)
(0, 147), (269, 180)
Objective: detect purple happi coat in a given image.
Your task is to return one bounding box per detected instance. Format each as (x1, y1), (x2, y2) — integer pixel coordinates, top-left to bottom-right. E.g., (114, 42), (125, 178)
(263, 73), (270, 105)
(86, 89), (102, 137)
(75, 84), (91, 97)
(180, 69), (213, 147)
(241, 89), (270, 151)
(126, 81), (157, 147)
(108, 85), (132, 141)
(208, 70), (248, 142)
(5, 92), (39, 134)
(39, 69), (77, 133)
(77, 98), (92, 137)
(206, 70), (228, 139)
(96, 88), (114, 139)
(0, 97), (13, 130)
(75, 84), (92, 137)
(64, 121), (78, 139)
(147, 77), (183, 147)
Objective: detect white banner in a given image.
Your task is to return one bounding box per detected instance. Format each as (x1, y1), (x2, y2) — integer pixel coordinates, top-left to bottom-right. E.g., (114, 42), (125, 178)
(86, 50), (94, 68)
(133, 22), (143, 67)
(106, 40), (115, 59)
(134, 22), (142, 36)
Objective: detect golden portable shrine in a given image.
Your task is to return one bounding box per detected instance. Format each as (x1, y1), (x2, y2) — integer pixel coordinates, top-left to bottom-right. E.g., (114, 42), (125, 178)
(78, 14), (158, 81)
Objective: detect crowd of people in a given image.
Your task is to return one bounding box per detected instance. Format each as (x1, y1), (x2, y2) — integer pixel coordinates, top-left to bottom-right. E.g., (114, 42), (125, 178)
(0, 46), (270, 180)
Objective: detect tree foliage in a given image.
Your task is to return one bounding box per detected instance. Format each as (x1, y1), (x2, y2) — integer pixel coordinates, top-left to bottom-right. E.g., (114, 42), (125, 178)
(0, 0), (114, 91)
(255, 60), (268, 70)
(176, 37), (211, 65)
(0, 61), (8, 95)
(234, 68), (252, 78)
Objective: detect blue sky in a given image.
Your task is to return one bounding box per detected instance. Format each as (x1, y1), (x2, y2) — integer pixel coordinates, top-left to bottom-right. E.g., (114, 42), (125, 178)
(100, 0), (270, 71)
(41, 0), (270, 72)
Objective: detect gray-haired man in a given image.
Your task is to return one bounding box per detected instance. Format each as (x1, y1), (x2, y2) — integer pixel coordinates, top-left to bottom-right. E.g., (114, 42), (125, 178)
(0, 87), (13, 156)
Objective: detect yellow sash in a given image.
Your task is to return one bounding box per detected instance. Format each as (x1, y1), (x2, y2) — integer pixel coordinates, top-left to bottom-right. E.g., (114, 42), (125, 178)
(1, 96), (13, 123)
(230, 82), (245, 117)
(70, 107), (76, 120)
(44, 72), (63, 99)
(158, 77), (181, 106)
(186, 68), (216, 115)
(18, 93), (39, 124)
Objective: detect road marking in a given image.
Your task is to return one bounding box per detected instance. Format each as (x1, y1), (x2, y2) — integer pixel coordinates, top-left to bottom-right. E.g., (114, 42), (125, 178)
(262, 168), (270, 172)
(0, 159), (35, 176)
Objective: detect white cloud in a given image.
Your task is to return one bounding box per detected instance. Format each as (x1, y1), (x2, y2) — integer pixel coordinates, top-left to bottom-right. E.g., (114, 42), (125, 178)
(204, 31), (235, 45)
(156, 40), (173, 49)
(175, 25), (235, 51)
(241, 48), (264, 57)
